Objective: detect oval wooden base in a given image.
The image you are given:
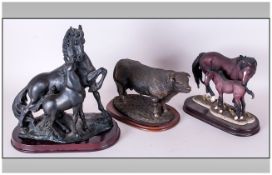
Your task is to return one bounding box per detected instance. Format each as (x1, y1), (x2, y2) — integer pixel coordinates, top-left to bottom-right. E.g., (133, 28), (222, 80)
(106, 99), (180, 131)
(183, 96), (260, 137)
(11, 120), (120, 153)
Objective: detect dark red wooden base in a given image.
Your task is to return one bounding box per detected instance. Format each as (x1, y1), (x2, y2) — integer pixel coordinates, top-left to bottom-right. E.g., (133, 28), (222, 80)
(106, 100), (180, 131)
(11, 120), (120, 153)
(183, 96), (260, 137)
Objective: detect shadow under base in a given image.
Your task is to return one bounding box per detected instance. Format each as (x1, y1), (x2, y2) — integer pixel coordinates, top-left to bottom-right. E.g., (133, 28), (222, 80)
(107, 94), (180, 131)
(183, 95), (260, 137)
(11, 114), (120, 153)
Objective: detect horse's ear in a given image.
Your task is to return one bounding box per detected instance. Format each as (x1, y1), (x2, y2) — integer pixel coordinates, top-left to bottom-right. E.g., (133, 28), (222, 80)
(78, 25), (82, 30)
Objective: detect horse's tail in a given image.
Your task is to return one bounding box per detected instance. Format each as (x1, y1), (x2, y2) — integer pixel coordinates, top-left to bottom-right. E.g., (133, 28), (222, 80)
(12, 87), (28, 119)
(192, 53), (205, 88)
(245, 87), (255, 99)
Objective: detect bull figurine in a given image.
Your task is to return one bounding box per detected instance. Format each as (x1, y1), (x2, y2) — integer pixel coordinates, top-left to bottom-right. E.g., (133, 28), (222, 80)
(113, 59), (191, 117)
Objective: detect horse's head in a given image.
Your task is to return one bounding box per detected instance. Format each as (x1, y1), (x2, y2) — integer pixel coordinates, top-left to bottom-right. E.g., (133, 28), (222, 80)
(206, 71), (215, 80)
(238, 55), (257, 85)
(63, 25), (85, 63)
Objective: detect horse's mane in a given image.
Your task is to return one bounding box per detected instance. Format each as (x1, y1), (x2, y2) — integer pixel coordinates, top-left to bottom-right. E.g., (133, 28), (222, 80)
(62, 26), (85, 61)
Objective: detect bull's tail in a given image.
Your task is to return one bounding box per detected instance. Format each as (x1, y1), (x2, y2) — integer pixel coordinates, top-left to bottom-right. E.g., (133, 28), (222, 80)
(246, 87), (255, 99)
(12, 87), (28, 119)
(113, 61), (118, 83)
(192, 53), (205, 88)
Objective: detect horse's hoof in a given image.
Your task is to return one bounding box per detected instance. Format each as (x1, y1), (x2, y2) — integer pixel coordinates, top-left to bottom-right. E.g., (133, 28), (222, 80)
(74, 133), (80, 139)
(214, 106), (218, 110)
(82, 125), (88, 131)
(240, 116), (244, 120)
(210, 96), (216, 102)
(234, 116), (238, 120)
(154, 113), (159, 118)
(204, 94), (210, 99)
(219, 110), (223, 114)
(64, 128), (70, 134)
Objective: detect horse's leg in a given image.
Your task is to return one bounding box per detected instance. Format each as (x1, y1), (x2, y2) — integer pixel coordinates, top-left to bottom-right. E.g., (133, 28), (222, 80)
(233, 98), (242, 120)
(241, 97), (246, 120)
(204, 74), (216, 102)
(72, 107), (80, 138)
(87, 68), (107, 92)
(93, 91), (106, 112)
(55, 112), (70, 133)
(217, 92), (223, 114)
(95, 68), (107, 90)
(43, 102), (61, 138)
(19, 98), (37, 127)
(78, 104), (88, 131)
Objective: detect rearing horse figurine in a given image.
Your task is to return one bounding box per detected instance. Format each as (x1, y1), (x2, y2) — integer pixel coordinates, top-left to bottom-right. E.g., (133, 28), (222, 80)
(192, 52), (257, 101)
(12, 25), (107, 127)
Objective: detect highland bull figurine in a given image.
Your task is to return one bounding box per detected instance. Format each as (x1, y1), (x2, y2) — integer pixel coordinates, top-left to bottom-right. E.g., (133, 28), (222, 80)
(107, 58), (191, 131)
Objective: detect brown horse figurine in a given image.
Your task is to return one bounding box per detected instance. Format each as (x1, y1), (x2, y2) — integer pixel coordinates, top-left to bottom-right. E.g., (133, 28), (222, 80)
(206, 71), (254, 120)
(192, 52), (257, 101)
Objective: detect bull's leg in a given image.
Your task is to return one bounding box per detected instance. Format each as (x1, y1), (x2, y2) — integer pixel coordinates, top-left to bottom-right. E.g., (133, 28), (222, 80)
(151, 98), (161, 117)
(116, 82), (127, 101)
(158, 98), (168, 113)
(162, 103), (168, 113)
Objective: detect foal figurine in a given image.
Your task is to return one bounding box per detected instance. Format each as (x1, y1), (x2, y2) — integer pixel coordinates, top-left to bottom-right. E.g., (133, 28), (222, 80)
(42, 61), (87, 138)
(206, 71), (254, 120)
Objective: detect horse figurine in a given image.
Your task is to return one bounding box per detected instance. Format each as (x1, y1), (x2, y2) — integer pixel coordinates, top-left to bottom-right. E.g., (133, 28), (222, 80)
(12, 25), (107, 127)
(206, 71), (254, 120)
(192, 52), (257, 101)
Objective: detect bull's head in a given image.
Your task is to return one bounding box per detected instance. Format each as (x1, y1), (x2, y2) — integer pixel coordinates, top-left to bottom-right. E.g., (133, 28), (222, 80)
(170, 72), (191, 93)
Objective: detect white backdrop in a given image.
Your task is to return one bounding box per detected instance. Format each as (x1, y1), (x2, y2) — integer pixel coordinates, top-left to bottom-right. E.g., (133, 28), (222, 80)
(3, 19), (269, 157)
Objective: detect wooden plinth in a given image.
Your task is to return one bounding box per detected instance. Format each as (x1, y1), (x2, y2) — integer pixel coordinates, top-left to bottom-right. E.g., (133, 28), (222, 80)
(183, 96), (260, 137)
(106, 100), (180, 131)
(11, 120), (120, 153)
